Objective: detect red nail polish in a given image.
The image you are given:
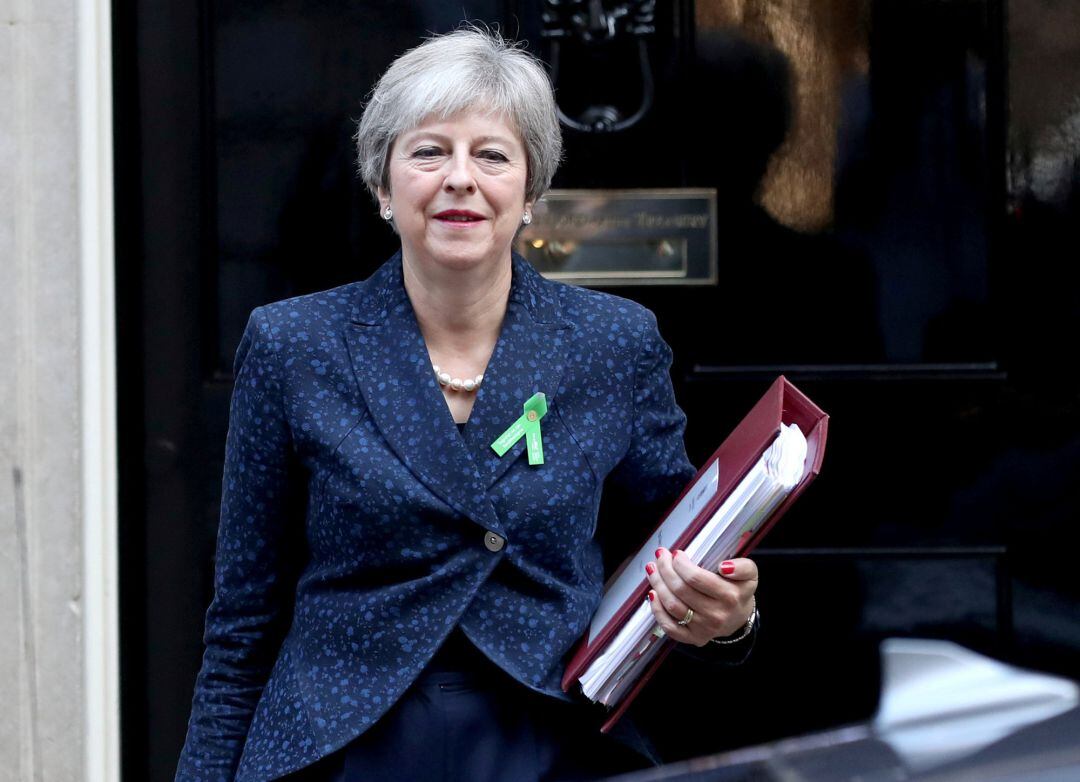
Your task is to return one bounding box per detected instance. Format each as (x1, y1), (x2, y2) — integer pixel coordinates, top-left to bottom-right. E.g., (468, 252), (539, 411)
(673, 550), (682, 559)
(721, 561), (735, 575)
(655, 548), (664, 559)
(645, 563), (655, 575)
(648, 591), (655, 602)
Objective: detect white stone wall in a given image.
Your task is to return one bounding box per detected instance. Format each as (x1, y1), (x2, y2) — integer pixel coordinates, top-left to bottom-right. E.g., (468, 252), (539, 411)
(0, 0), (117, 779)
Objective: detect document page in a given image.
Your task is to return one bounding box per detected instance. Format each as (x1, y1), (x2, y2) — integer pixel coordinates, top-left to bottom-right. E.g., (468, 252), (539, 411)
(579, 423), (808, 704)
(588, 459), (720, 643)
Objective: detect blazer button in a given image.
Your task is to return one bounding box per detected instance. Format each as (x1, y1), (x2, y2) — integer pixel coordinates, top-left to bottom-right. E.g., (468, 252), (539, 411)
(484, 531), (506, 552)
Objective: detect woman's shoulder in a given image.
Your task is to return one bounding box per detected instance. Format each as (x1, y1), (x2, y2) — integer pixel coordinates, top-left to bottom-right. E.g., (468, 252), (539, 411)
(253, 254), (402, 334)
(252, 280), (368, 333)
(544, 278), (660, 358)
(233, 282), (371, 385)
(544, 276), (660, 341)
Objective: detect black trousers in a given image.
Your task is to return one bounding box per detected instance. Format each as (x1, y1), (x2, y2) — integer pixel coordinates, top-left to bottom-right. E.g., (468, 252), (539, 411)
(282, 661), (654, 782)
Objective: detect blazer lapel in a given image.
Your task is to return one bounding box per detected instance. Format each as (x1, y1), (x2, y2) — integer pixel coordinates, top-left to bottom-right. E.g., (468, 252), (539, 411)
(344, 252), (570, 534)
(344, 254), (502, 534)
(462, 255), (571, 489)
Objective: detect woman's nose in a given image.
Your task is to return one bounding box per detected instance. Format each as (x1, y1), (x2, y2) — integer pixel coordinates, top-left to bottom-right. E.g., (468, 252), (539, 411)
(443, 153), (476, 193)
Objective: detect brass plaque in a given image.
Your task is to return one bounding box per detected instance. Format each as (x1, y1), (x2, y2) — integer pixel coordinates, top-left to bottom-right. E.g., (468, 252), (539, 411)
(517, 189), (717, 286)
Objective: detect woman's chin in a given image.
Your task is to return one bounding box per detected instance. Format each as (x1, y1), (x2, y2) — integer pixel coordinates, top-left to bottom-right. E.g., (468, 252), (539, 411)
(416, 241), (510, 272)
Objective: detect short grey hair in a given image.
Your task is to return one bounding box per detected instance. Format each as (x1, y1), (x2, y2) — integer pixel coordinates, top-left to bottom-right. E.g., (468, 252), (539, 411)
(355, 27), (562, 205)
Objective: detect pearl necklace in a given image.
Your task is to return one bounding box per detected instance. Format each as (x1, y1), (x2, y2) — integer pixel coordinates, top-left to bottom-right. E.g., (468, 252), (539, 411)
(433, 364), (484, 392)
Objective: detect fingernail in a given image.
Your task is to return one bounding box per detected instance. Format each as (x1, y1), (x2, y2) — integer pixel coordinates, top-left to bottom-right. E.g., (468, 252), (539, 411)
(645, 563), (655, 575)
(721, 561), (735, 575)
(655, 547), (664, 559)
(648, 591), (655, 602)
(673, 550), (682, 559)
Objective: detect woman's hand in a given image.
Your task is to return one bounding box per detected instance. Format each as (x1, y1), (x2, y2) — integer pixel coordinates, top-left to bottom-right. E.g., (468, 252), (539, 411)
(645, 548), (758, 646)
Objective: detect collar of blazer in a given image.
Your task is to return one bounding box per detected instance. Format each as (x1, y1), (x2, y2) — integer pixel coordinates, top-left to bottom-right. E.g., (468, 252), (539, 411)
(345, 251), (572, 538)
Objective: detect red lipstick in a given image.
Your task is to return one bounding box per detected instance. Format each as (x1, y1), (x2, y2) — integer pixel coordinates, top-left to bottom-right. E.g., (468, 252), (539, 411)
(433, 209), (485, 222)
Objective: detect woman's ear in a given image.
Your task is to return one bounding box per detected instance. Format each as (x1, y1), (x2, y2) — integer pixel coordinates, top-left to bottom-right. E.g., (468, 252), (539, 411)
(377, 186), (390, 213)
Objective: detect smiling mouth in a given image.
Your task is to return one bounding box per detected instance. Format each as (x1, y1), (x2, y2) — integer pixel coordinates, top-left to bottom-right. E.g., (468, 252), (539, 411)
(434, 210), (485, 223)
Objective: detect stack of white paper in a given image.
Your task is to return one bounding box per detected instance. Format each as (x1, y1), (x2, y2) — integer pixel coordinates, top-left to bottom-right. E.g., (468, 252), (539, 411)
(578, 423), (808, 705)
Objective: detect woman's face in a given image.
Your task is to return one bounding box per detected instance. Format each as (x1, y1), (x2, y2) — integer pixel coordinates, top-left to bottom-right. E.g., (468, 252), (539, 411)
(380, 111), (531, 274)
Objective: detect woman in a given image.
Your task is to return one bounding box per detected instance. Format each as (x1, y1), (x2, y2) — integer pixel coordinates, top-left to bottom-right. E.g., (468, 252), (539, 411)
(176, 28), (759, 782)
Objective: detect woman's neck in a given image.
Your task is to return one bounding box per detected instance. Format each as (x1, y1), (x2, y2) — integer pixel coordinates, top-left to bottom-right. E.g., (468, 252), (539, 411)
(401, 252), (512, 355)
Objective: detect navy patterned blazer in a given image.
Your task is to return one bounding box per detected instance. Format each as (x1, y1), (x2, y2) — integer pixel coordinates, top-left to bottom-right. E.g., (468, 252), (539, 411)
(176, 251), (703, 781)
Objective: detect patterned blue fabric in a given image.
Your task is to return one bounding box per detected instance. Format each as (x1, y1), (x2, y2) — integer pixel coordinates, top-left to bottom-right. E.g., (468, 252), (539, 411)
(175, 252), (700, 781)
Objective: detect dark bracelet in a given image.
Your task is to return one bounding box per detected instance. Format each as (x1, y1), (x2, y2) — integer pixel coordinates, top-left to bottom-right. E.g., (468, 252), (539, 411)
(708, 597), (757, 646)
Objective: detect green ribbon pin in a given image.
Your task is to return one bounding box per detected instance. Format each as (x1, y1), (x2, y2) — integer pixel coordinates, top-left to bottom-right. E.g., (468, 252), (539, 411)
(490, 392), (548, 465)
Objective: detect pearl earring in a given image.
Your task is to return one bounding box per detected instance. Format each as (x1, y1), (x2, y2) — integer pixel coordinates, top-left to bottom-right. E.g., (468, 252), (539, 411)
(522, 211), (532, 225)
(383, 205), (393, 221)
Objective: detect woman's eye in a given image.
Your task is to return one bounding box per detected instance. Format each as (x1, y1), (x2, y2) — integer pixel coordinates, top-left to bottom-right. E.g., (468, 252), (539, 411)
(478, 150), (509, 163)
(412, 147), (442, 158)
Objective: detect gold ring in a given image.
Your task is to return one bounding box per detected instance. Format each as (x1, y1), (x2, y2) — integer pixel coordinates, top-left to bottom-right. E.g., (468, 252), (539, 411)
(677, 608), (694, 626)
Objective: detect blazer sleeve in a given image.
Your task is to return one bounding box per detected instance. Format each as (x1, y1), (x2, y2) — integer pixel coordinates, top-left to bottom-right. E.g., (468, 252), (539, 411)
(604, 309), (697, 531)
(175, 308), (301, 781)
(604, 309), (756, 666)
